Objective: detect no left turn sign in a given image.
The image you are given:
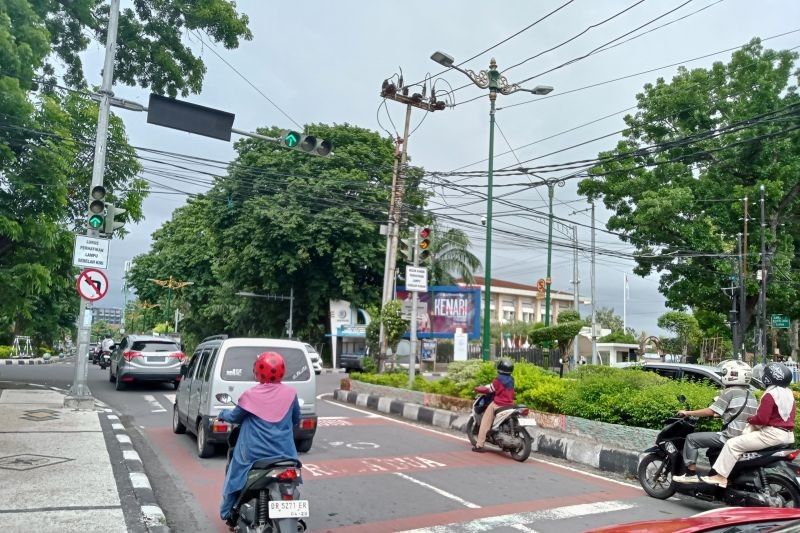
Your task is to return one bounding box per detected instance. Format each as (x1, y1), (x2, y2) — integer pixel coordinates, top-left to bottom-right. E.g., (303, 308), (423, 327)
(76, 268), (109, 302)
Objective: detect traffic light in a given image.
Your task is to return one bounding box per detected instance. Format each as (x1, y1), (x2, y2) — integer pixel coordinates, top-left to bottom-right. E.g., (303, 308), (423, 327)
(279, 130), (333, 157)
(400, 237), (413, 262)
(419, 227), (431, 261)
(88, 185), (106, 230)
(103, 203), (126, 235)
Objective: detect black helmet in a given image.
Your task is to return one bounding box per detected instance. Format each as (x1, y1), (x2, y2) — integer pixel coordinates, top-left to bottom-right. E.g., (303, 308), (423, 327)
(496, 359), (514, 375)
(762, 362), (792, 388)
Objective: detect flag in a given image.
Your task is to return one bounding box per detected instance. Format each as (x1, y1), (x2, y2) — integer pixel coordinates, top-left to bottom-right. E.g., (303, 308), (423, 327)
(624, 274), (630, 300)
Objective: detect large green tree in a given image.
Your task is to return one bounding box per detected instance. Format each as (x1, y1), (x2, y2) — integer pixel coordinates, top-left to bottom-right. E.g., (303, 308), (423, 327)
(579, 40), (800, 344)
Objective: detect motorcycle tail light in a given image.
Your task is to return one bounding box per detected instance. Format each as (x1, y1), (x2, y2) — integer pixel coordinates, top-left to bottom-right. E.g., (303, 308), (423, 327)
(277, 468), (299, 481)
(517, 408), (530, 417)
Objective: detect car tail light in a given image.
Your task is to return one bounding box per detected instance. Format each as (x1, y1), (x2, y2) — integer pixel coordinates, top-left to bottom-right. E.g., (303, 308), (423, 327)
(212, 420), (230, 433)
(123, 350), (142, 361)
(277, 468), (299, 481)
(517, 408), (530, 417)
(171, 351), (186, 361)
(299, 418), (316, 430)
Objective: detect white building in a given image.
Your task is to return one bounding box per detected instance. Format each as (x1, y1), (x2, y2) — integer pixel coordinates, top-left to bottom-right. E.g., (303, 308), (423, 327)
(457, 277), (576, 324)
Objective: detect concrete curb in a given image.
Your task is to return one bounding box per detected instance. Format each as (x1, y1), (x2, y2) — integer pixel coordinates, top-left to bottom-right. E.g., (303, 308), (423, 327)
(332, 389), (640, 478)
(3, 358), (53, 365)
(101, 408), (170, 532)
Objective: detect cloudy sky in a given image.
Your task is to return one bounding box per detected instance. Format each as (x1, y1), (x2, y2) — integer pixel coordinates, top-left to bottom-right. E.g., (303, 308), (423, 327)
(82, 0), (800, 335)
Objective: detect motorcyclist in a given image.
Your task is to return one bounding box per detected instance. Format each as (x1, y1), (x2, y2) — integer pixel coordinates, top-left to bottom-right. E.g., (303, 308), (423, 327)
(217, 352), (301, 529)
(101, 335), (115, 353)
(472, 359), (515, 453)
(672, 360), (757, 483)
(702, 362), (796, 488)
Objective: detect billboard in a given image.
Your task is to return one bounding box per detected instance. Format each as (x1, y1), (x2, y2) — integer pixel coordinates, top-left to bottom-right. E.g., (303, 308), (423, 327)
(396, 286), (481, 340)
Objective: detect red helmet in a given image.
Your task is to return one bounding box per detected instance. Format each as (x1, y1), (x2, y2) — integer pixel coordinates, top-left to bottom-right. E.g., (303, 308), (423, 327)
(253, 352), (285, 384)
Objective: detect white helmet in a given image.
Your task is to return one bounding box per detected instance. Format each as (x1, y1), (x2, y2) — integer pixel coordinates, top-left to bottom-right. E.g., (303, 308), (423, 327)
(718, 360), (752, 387)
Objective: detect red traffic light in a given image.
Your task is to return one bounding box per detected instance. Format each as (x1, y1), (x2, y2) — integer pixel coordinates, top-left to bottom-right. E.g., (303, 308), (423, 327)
(420, 227), (430, 239)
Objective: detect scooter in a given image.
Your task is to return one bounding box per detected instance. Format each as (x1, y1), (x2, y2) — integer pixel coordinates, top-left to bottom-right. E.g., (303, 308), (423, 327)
(99, 351), (111, 370)
(465, 393), (535, 462)
(215, 393), (308, 533)
(638, 395), (800, 507)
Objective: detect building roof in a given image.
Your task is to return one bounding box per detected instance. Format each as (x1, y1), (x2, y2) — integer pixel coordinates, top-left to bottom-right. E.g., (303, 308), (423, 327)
(457, 277), (573, 296)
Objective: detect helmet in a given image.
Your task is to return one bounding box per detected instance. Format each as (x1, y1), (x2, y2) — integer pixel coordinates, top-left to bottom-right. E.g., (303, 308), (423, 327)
(253, 352), (285, 384)
(762, 362), (792, 388)
(718, 360), (752, 387)
(496, 359), (514, 375)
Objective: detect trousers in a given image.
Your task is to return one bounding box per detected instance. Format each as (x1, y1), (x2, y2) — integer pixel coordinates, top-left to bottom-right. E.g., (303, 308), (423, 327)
(476, 402), (499, 447)
(713, 424), (795, 478)
(683, 431), (726, 468)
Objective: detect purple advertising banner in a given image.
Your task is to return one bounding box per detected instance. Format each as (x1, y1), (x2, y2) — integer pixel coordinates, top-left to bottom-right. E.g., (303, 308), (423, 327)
(396, 286), (481, 340)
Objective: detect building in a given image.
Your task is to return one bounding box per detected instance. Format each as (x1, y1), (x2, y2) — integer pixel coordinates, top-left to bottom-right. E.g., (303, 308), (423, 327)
(93, 307), (123, 326)
(457, 277), (575, 324)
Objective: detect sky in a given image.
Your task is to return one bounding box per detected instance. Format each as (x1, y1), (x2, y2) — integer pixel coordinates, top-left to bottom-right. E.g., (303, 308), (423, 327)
(80, 0), (800, 335)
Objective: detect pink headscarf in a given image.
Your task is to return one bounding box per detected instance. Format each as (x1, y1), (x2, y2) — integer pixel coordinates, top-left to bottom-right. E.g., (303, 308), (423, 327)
(238, 382), (297, 422)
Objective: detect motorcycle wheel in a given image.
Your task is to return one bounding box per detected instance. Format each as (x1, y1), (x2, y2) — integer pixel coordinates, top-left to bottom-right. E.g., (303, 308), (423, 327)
(766, 474), (800, 507)
(509, 429), (532, 462)
(638, 452), (676, 499)
(465, 418), (478, 447)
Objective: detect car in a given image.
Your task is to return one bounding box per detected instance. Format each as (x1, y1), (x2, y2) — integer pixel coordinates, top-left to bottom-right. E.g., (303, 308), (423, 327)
(172, 335), (318, 458)
(586, 506), (800, 532)
(620, 361), (726, 388)
(109, 335), (184, 390)
(304, 343), (323, 375)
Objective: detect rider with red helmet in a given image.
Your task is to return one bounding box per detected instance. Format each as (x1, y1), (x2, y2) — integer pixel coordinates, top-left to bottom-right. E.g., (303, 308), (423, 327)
(218, 351), (301, 526)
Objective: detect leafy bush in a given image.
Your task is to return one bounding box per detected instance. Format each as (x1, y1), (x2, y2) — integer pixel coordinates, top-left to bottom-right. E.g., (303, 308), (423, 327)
(0, 346), (12, 359)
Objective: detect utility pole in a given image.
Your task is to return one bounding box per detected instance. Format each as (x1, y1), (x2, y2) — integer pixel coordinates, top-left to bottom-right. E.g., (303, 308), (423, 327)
(544, 183), (555, 327)
(378, 77), (445, 368)
(743, 197), (749, 281)
(591, 202), (598, 364)
(572, 225), (579, 363)
(759, 185), (767, 364)
(409, 226), (420, 387)
(736, 233), (745, 360)
(66, 0), (121, 409)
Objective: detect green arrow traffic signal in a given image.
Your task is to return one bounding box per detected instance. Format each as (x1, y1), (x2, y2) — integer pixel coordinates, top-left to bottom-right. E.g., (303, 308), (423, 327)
(284, 130), (301, 148)
(88, 214), (104, 229)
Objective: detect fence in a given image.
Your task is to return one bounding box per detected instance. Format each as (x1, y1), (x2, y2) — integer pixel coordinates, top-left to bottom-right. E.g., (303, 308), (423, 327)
(463, 344), (562, 372)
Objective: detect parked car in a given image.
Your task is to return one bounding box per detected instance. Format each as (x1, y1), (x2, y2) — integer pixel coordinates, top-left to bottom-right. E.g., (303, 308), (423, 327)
(586, 506), (800, 532)
(109, 335), (184, 390)
(304, 343), (323, 375)
(172, 335), (318, 458)
(619, 361), (725, 388)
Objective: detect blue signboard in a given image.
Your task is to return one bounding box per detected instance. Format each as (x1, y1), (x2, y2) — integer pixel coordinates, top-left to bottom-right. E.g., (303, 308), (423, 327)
(396, 285), (481, 340)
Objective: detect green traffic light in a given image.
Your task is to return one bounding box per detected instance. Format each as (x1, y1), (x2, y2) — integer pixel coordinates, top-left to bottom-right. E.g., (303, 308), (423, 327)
(89, 214), (104, 229)
(284, 131), (301, 148)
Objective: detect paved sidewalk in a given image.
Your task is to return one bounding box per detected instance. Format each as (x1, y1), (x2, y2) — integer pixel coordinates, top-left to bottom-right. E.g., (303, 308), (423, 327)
(0, 385), (166, 532)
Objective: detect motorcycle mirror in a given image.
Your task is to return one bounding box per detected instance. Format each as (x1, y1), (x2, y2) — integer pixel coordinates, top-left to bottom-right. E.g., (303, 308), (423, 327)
(215, 393), (233, 404)
(677, 394), (686, 404)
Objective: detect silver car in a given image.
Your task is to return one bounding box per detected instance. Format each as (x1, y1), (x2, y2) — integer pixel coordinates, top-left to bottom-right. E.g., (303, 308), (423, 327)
(109, 335), (185, 391)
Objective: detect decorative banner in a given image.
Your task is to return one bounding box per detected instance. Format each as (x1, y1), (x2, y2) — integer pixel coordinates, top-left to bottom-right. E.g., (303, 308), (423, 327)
(396, 286), (481, 340)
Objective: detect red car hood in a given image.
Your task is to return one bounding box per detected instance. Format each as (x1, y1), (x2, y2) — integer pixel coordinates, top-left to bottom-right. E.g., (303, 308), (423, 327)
(587, 507), (800, 533)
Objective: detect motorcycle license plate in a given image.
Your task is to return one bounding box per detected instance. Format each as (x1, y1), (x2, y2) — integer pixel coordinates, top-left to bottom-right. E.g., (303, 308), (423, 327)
(518, 418), (537, 426)
(269, 500), (309, 518)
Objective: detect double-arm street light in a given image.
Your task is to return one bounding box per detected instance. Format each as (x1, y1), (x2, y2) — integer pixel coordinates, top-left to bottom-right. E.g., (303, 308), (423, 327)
(430, 51), (554, 360)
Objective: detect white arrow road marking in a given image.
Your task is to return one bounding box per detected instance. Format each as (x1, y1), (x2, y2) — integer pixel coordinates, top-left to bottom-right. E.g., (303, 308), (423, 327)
(144, 394), (167, 413)
(393, 472), (480, 509)
(346, 442), (380, 450)
(163, 393), (176, 405)
(398, 500), (635, 532)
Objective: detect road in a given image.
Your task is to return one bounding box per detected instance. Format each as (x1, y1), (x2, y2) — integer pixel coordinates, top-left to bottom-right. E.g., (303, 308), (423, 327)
(0, 361), (715, 532)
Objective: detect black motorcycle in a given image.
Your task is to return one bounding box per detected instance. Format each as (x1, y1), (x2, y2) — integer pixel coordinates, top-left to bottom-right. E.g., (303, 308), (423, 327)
(216, 393), (308, 533)
(98, 350), (111, 370)
(638, 397), (800, 507)
(465, 394), (534, 462)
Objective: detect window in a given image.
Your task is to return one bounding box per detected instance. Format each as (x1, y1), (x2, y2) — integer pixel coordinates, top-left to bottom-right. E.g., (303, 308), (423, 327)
(502, 310), (515, 322)
(645, 367), (680, 380)
(194, 348), (212, 380)
(186, 350), (202, 378)
(221, 346), (310, 382)
(202, 347), (219, 381)
(682, 370), (719, 387)
(131, 341), (179, 352)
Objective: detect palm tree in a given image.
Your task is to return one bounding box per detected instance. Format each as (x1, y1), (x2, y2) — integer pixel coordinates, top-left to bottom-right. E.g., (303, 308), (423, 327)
(426, 222), (481, 286)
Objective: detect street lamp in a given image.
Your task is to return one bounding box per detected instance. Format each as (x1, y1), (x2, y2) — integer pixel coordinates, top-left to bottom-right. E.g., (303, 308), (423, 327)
(431, 51), (553, 360)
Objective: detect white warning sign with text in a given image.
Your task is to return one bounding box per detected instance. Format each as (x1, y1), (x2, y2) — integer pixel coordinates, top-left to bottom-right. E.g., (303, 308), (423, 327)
(72, 234), (110, 269)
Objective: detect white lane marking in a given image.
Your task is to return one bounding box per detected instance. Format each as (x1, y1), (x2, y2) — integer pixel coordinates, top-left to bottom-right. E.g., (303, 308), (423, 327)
(321, 394), (642, 490)
(163, 393), (176, 404)
(107, 414), (119, 421)
(319, 416), (350, 419)
(129, 472), (151, 489)
(111, 423), (125, 431)
(123, 450), (141, 462)
(393, 472), (481, 509)
(141, 505), (166, 525)
(346, 442), (380, 449)
(144, 394), (167, 413)
(509, 525), (538, 533)
(116, 434), (132, 444)
(399, 500), (633, 533)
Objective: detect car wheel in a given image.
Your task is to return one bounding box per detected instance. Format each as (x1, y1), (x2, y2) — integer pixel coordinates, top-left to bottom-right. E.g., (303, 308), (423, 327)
(114, 375), (126, 391)
(295, 438), (313, 453)
(196, 421), (215, 458)
(172, 404), (187, 434)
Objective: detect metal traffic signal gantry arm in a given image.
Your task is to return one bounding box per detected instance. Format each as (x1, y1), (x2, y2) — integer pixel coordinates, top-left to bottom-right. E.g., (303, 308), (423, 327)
(279, 130), (332, 157)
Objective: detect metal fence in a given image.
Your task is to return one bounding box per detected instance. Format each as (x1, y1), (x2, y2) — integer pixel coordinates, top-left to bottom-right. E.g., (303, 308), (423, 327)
(464, 344), (562, 372)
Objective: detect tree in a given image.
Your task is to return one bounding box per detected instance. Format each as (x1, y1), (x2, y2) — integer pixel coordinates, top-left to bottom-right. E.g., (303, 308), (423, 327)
(658, 311), (700, 356)
(529, 319), (584, 354)
(558, 310), (581, 324)
(599, 330), (637, 343)
(425, 222), (481, 285)
(579, 40), (800, 342)
(91, 320), (114, 342)
(587, 307), (625, 332)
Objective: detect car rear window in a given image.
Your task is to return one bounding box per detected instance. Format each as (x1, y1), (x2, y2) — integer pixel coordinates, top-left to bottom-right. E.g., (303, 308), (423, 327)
(220, 347), (310, 382)
(131, 341), (179, 352)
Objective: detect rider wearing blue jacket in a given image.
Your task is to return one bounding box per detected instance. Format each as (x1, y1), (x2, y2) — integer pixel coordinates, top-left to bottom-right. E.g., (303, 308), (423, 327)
(217, 352), (301, 528)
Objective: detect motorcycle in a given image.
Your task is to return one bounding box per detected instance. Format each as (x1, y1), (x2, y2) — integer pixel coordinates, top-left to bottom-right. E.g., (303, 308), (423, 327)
(215, 393), (308, 533)
(98, 350), (111, 370)
(465, 393), (535, 462)
(638, 395), (800, 507)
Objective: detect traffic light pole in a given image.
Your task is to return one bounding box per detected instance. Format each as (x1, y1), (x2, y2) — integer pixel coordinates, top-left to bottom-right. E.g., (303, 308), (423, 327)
(66, 0), (120, 409)
(409, 226), (420, 387)
(759, 184), (767, 364)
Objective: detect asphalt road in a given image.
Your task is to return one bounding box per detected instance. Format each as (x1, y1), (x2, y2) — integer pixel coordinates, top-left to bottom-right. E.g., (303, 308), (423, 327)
(1, 361), (716, 532)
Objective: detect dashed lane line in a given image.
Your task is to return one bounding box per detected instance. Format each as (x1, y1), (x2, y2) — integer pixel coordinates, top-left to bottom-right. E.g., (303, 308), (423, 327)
(393, 472), (481, 509)
(143, 394), (167, 413)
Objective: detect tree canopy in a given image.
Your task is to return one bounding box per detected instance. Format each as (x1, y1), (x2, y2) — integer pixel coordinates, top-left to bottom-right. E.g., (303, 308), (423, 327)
(579, 40), (800, 344)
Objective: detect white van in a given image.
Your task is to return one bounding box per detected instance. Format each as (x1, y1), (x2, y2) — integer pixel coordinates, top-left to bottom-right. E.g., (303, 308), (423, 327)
(172, 335), (318, 458)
